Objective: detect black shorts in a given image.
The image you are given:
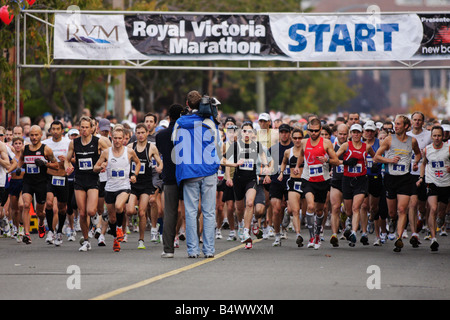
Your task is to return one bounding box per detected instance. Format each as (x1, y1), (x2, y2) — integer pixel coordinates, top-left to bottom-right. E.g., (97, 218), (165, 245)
(0, 187), (6, 207)
(47, 176), (69, 203)
(427, 183), (450, 204)
(301, 179), (330, 204)
(374, 182), (389, 220)
(7, 179), (23, 197)
(131, 184), (155, 197)
(367, 175), (383, 198)
(287, 177), (305, 199)
(384, 173), (413, 199)
(287, 177), (303, 194)
(98, 181), (106, 198)
(269, 181), (288, 200)
(330, 178), (343, 193)
(254, 184), (266, 205)
(22, 182), (47, 205)
(105, 189), (131, 205)
(222, 184), (235, 202)
(217, 179), (226, 192)
(342, 175), (368, 200)
(74, 175), (99, 192)
(411, 175), (428, 201)
(233, 176), (257, 201)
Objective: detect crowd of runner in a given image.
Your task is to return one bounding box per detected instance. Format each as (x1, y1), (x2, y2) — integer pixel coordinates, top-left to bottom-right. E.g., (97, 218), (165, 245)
(0, 108), (449, 255)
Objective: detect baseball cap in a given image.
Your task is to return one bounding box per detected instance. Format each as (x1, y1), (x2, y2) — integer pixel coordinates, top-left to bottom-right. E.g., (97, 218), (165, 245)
(363, 121), (377, 131)
(99, 118), (110, 132)
(279, 124), (291, 132)
(258, 113), (271, 122)
(224, 116), (236, 125)
(350, 124), (363, 132)
(159, 120), (169, 128)
(67, 128), (79, 136)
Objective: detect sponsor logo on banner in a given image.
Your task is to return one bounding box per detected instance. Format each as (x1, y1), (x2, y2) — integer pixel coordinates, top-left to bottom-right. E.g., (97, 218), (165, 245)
(54, 14), (149, 60)
(416, 14), (450, 58)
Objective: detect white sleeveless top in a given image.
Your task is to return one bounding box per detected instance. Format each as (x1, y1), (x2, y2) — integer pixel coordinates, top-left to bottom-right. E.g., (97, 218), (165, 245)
(425, 143), (450, 187)
(105, 147), (130, 192)
(385, 135), (413, 176)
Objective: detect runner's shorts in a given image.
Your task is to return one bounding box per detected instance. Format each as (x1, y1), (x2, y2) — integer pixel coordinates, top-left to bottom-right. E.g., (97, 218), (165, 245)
(105, 189), (131, 205)
(22, 182), (47, 204)
(367, 175), (383, 198)
(301, 179), (330, 204)
(342, 175), (368, 200)
(426, 183), (450, 204)
(46, 176), (69, 203)
(383, 173), (412, 199)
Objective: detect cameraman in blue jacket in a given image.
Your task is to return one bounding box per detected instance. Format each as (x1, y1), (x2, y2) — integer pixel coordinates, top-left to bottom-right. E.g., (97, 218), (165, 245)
(172, 90), (222, 258)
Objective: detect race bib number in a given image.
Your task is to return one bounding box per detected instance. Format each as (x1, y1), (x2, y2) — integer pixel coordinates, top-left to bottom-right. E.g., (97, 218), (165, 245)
(111, 169), (125, 178)
(151, 158), (157, 168)
(293, 181), (302, 192)
(26, 164), (39, 174)
(348, 164), (363, 174)
(240, 159), (254, 171)
(78, 158), (93, 170)
(431, 161), (444, 169)
(309, 164), (323, 177)
(336, 164), (344, 173)
(283, 165), (290, 175)
(51, 176), (66, 187)
(132, 162), (145, 175)
(392, 164), (406, 172)
(367, 158), (373, 168)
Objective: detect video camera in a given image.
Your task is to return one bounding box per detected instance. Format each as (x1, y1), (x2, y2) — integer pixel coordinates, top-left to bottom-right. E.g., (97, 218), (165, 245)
(198, 95), (220, 124)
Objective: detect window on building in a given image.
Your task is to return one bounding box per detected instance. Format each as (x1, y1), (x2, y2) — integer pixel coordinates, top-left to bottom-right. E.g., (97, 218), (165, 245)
(411, 70), (425, 88)
(395, 0), (423, 5)
(380, 70), (391, 94)
(430, 69), (441, 88)
(425, 0), (450, 6)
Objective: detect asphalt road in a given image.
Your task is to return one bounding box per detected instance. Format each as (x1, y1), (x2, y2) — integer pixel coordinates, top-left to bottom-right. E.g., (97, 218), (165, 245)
(0, 227), (448, 301)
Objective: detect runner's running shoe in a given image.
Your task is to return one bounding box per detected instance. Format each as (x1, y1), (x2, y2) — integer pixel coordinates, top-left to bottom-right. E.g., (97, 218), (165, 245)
(79, 241), (91, 252)
(393, 237), (403, 253)
(307, 237), (315, 248)
(54, 233), (63, 246)
(116, 227), (124, 242)
(244, 239), (253, 249)
(138, 239), (146, 250)
(349, 232), (357, 247)
(360, 234), (369, 246)
(38, 223), (46, 238)
(330, 234), (339, 248)
(410, 234), (420, 248)
(430, 239), (439, 252)
(227, 230), (237, 241)
(113, 238), (120, 252)
(313, 234), (321, 250)
(272, 236), (281, 247)
(296, 235), (304, 247)
(22, 233), (32, 245)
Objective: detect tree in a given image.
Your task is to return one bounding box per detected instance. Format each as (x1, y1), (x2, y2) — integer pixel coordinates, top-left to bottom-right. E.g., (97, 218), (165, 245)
(409, 95), (438, 119)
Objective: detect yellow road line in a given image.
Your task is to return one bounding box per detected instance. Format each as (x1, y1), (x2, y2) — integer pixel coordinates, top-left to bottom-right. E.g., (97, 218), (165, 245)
(90, 239), (262, 300)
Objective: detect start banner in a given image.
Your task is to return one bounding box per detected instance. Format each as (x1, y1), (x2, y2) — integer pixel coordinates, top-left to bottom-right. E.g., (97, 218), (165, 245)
(53, 12), (450, 62)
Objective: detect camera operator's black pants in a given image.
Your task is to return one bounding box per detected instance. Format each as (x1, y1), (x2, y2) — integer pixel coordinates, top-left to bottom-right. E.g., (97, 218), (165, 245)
(163, 184), (182, 254)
